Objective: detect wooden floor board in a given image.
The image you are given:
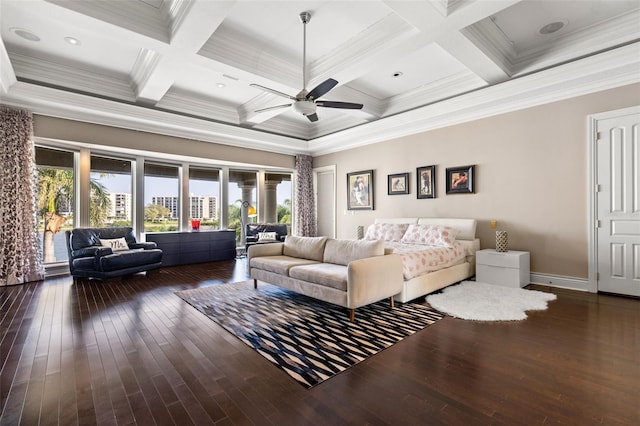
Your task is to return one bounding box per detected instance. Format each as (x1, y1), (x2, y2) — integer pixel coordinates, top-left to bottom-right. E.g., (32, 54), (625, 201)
(1, 259), (638, 425)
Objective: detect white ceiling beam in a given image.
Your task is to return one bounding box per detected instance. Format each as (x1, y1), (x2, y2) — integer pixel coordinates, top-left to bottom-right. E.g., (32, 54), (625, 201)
(383, 0), (522, 83)
(132, 0), (235, 104)
(0, 38), (17, 95)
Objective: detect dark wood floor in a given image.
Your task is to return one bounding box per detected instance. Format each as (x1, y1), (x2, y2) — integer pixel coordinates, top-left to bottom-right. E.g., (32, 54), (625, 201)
(1, 259), (638, 425)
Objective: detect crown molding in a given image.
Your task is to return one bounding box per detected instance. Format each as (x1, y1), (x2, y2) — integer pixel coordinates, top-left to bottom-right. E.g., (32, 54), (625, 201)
(310, 43), (640, 155)
(130, 48), (161, 99)
(9, 52), (136, 101)
(1, 81), (309, 155)
(1, 43), (637, 159)
(156, 87), (239, 124)
(47, 0), (170, 43)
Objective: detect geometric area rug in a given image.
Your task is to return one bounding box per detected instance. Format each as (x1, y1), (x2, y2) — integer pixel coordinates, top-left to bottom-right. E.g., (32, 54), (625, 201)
(176, 281), (444, 388)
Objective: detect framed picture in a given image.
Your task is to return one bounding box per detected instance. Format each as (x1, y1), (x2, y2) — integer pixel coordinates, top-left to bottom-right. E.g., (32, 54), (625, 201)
(347, 170), (374, 210)
(417, 165), (436, 199)
(388, 173), (409, 195)
(446, 165), (475, 194)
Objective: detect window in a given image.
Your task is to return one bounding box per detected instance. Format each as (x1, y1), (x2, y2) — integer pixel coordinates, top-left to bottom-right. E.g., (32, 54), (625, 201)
(90, 155), (133, 227)
(35, 146), (75, 263)
(144, 163), (180, 232)
(228, 170), (257, 245)
(266, 172), (292, 226)
(188, 167), (220, 231)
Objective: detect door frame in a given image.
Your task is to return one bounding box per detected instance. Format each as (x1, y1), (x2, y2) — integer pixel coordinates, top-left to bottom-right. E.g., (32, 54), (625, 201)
(587, 105), (640, 293)
(313, 165), (337, 238)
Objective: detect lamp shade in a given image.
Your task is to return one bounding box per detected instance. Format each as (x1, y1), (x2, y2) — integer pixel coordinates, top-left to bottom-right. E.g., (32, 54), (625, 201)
(247, 205), (257, 217)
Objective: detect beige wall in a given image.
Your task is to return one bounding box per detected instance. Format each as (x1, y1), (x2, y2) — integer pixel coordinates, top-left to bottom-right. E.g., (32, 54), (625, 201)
(314, 83), (640, 279)
(33, 116), (296, 169)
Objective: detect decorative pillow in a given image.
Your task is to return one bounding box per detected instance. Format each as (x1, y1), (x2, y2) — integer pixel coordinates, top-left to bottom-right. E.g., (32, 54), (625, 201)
(258, 231), (278, 242)
(400, 224), (459, 248)
(363, 223), (409, 242)
(99, 237), (129, 252)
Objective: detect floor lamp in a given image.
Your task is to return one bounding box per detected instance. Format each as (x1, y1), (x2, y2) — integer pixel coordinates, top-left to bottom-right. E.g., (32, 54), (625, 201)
(240, 201), (257, 256)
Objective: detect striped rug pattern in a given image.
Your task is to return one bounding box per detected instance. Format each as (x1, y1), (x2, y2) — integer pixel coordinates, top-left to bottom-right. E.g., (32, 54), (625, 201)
(176, 281), (444, 388)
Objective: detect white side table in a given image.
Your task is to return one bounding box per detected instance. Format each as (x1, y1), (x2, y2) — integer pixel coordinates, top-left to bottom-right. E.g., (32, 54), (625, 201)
(476, 249), (530, 288)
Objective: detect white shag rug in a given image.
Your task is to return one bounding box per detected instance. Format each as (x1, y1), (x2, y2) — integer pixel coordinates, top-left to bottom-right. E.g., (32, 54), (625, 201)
(426, 281), (557, 321)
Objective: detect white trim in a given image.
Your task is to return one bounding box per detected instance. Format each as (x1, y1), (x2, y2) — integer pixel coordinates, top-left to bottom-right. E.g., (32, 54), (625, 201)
(586, 105), (640, 294)
(529, 273), (589, 292)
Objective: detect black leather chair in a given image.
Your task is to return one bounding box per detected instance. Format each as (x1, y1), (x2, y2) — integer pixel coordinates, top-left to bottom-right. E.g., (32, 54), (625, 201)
(65, 227), (163, 280)
(245, 223), (288, 250)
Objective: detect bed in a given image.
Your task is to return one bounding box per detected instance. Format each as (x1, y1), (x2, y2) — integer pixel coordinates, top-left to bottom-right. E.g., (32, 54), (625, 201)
(364, 218), (480, 303)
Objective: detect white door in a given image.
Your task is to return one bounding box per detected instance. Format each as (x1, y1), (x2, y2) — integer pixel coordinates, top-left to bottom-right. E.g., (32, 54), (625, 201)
(314, 166), (336, 238)
(596, 110), (640, 296)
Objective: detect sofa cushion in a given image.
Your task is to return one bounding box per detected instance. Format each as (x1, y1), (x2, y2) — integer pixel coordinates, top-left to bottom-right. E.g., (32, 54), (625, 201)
(283, 236), (328, 262)
(323, 239), (385, 266)
(98, 249), (163, 272)
(250, 255), (319, 276)
(289, 263), (348, 291)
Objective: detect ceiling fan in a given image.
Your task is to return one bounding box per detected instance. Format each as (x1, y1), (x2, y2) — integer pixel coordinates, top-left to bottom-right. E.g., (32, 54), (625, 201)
(250, 11), (363, 122)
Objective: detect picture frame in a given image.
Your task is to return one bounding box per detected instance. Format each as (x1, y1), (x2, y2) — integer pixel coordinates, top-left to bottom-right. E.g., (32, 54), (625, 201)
(446, 165), (475, 194)
(347, 170), (374, 210)
(388, 173), (409, 195)
(417, 165), (436, 199)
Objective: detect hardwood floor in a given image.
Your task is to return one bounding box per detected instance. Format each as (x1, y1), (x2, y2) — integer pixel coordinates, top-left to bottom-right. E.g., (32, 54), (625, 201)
(1, 259), (638, 425)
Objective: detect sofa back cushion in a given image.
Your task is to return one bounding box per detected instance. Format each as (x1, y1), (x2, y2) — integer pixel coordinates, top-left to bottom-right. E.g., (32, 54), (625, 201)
(69, 227), (136, 251)
(283, 236), (328, 262)
(323, 239), (385, 266)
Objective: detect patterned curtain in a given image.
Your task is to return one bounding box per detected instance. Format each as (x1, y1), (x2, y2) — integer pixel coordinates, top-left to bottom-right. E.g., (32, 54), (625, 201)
(0, 107), (45, 286)
(294, 154), (316, 237)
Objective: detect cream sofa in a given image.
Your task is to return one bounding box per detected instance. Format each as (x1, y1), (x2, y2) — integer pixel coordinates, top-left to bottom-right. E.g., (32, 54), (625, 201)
(248, 235), (404, 321)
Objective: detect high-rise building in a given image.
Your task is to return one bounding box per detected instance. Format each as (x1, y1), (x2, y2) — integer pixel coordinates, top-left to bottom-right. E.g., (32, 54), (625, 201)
(152, 196), (179, 219)
(108, 193), (131, 219)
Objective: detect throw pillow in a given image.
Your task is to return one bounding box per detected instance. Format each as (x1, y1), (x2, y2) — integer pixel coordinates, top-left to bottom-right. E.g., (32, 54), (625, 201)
(363, 223), (409, 242)
(401, 224), (459, 247)
(100, 237), (129, 252)
(258, 231), (278, 242)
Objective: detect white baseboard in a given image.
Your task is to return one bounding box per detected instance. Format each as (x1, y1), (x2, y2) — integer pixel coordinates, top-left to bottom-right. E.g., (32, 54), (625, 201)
(529, 273), (590, 292)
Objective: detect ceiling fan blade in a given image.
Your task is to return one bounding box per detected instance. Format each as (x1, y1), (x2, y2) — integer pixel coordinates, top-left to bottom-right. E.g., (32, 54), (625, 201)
(306, 78), (338, 100)
(316, 101), (363, 110)
(254, 104), (292, 113)
(306, 113), (319, 122)
(250, 84), (296, 100)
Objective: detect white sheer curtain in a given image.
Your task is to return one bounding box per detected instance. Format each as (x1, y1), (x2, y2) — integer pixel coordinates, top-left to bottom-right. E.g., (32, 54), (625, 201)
(0, 107), (45, 285)
(294, 154), (316, 236)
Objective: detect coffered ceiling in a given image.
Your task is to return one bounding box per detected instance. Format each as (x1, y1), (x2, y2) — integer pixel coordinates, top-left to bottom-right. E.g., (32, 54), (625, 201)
(1, 0), (639, 155)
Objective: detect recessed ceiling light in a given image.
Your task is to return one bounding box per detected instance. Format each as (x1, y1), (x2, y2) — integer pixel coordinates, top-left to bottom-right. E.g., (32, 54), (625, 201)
(392, 71), (403, 78)
(64, 36), (81, 46)
(216, 83), (226, 88)
(538, 20), (567, 35)
(10, 28), (40, 42)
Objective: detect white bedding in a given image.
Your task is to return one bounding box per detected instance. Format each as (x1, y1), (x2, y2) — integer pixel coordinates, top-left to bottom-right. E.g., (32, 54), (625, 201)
(385, 241), (466, 280)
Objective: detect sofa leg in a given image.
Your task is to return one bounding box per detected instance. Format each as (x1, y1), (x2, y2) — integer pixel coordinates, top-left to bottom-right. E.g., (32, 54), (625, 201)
(390, 297), (395, 309)
(349, 309), (355, 322)
(253, 278), (257, 289)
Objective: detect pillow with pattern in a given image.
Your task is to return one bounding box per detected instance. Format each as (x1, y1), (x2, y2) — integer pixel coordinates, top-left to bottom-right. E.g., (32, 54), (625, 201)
(400, 224), (459, 247)
(364, 223), (409, 242)
(258, 231), (278, 242)
(100, 237), (129, 252)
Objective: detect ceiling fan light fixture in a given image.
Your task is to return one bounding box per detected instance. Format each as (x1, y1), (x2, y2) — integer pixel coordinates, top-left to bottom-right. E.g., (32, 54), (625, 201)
(293, 100), (316, 116)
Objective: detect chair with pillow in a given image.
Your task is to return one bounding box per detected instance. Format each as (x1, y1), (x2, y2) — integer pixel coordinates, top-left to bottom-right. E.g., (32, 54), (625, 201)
(245, 223), (288, 251)
(65, 227), (163, 280)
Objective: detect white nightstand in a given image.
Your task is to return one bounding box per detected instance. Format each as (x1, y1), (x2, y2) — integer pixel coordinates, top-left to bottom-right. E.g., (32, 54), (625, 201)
(476, 249), (530, 288)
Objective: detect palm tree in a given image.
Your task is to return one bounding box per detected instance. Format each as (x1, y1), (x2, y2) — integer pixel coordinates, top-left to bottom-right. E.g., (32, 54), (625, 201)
(37, 168), (111, 262)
